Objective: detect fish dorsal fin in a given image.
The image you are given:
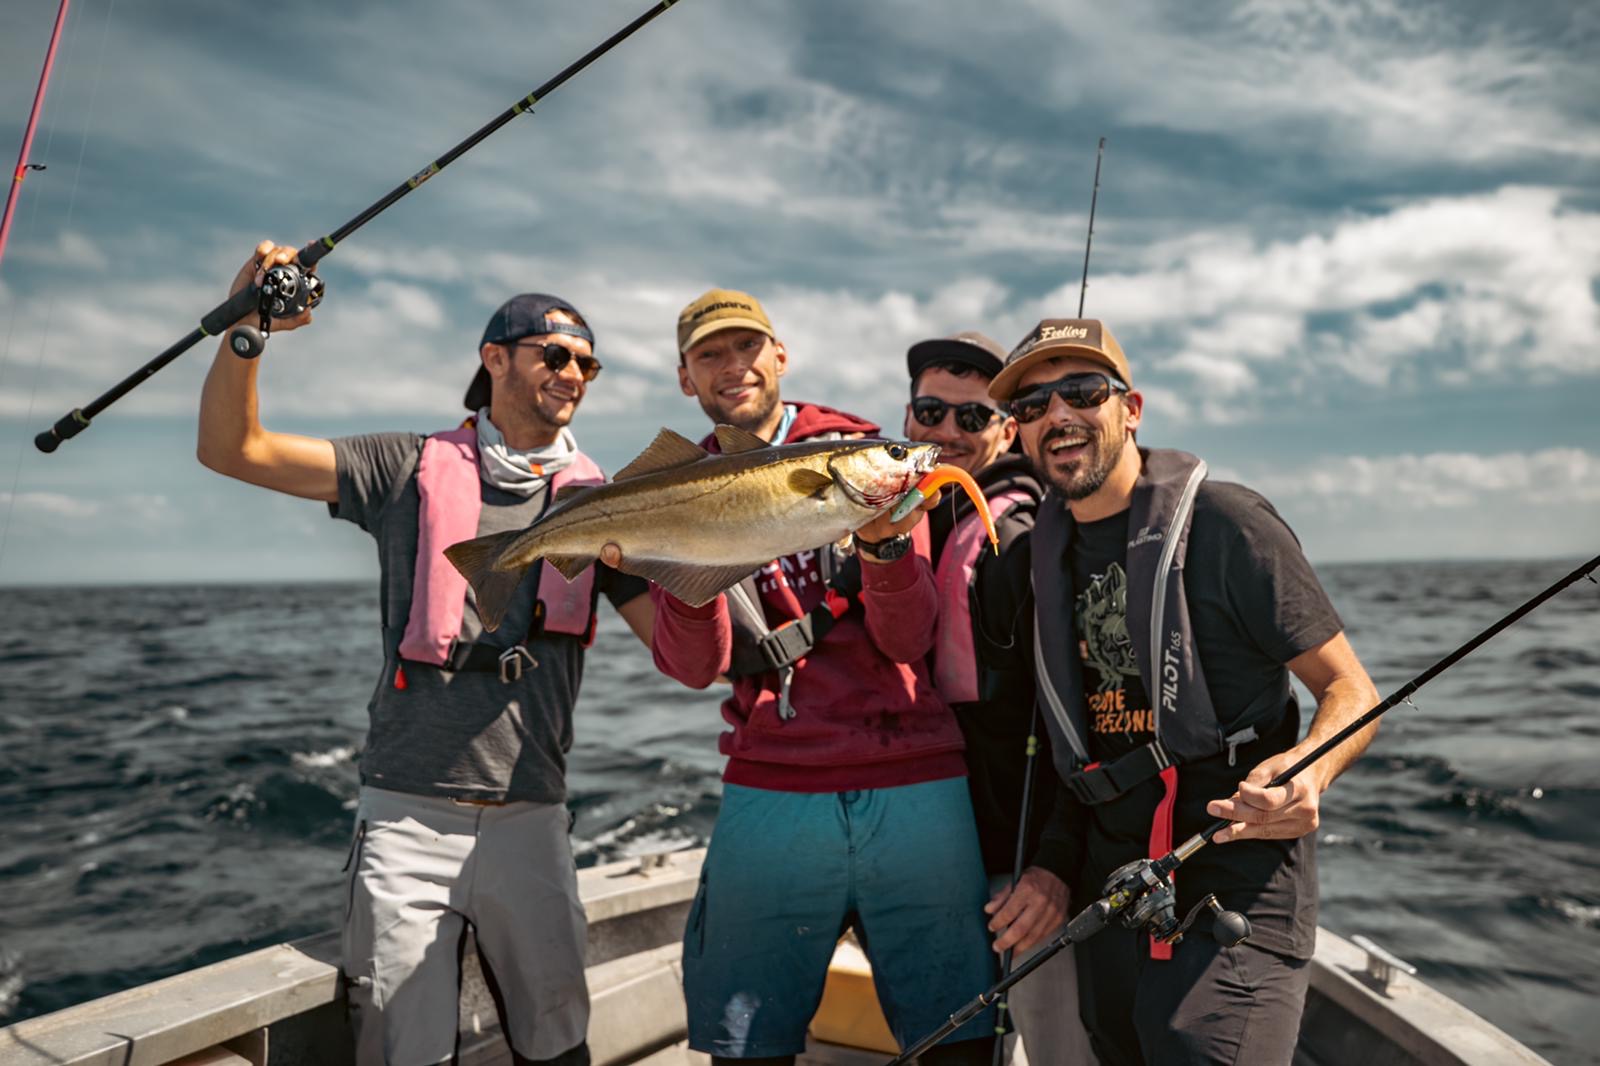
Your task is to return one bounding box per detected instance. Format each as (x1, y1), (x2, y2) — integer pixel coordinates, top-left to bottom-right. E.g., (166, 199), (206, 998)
(552, 483), (592, 504)
(714, 424), (771, 454)
(614, 428), (709, 482)
(788, 468), (834, 498)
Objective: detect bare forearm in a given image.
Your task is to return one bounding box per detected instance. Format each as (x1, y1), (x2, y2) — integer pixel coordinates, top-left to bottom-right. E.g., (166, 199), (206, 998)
(1297, 671), (1381, 791)
(197, 339), (264, 470)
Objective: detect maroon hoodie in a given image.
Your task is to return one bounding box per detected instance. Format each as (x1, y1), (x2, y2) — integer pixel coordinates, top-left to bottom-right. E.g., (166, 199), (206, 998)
(650, 402), (967, 792)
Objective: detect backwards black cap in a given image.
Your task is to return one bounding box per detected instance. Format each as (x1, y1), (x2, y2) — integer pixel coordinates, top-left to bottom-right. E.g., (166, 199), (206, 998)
(464, 293), (594, 411)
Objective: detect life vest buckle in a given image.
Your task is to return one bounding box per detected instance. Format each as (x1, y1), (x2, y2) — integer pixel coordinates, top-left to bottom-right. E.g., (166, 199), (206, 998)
(498, 645), (539, 683)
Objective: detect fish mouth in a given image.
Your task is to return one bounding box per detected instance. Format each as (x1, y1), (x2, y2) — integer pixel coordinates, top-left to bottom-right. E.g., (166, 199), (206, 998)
(843, 444), (941, 510)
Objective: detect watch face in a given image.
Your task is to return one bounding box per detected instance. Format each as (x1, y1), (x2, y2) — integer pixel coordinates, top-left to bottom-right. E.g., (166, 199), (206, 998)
(863, 533), (912, 561)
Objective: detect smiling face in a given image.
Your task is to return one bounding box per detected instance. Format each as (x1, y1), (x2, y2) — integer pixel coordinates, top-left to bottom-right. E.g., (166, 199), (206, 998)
(482, 308), (592, 443)
(904, 364), (1016, 476)
(678, 327), (788, 439)
(1014, 355), (1143, 505)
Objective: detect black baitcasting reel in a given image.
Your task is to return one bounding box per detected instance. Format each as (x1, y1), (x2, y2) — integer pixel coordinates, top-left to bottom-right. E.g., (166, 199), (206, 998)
(227, 262), (325, 359)
(1099, 857), (1252, 949)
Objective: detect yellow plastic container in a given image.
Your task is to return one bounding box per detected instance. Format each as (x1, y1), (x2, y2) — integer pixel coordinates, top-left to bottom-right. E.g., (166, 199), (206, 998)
(809, 937), (900, 1054)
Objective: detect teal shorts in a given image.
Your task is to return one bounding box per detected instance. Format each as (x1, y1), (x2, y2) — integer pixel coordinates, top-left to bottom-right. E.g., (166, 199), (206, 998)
(683, 778), (998, 1057)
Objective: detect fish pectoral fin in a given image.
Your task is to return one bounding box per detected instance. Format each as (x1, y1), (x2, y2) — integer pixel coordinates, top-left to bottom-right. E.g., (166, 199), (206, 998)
(621, 558), (761, 608)
(613, 428), (710, 481)
(787, 468), (834, 498)
(713, 424), (770, 453)
(544, 553), (599, 582)
(444, 529), (529, 633)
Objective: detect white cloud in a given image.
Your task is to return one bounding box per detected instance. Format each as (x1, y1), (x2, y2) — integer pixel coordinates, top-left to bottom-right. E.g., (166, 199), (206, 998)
(1235, 448), (1600, 510)
(19, 231), (110, 271)
(1022, 0), (1600, 168)
(0, 490), (174, 526)
(1043, 186), (1600, 415)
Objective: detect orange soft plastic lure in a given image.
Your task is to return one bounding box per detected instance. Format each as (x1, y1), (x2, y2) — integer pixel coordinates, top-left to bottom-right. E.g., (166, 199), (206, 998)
(888, 464), (1000, 553)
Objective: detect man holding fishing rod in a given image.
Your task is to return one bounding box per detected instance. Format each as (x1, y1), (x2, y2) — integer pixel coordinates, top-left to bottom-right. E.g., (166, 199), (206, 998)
(605, 290), (999, 1066)
(978, 318), (1381, 1065)
(196, 240), (654, 1066)
(899, 332), (1096, 1066)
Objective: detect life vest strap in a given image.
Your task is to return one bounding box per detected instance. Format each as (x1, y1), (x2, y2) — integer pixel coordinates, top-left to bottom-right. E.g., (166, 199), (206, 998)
(1066, 739), (1175, 805)
(725, 551), (863, 679)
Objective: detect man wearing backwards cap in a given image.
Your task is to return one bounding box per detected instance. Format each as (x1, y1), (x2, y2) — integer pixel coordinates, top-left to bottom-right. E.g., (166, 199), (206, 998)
(198, 240), (654, 1066)
(901, 331), (1097, 1066)
(625, 289), (999, 1066)
(978, 318), (1380, 1065)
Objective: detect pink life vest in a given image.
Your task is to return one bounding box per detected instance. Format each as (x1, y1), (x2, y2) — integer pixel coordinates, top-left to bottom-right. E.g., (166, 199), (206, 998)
(397, 426), (605, 666)
(932, 490), (1031, 703)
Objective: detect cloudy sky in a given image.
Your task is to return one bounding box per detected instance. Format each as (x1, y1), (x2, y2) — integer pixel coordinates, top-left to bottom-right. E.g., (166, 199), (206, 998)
(0, 0), (1596, 584)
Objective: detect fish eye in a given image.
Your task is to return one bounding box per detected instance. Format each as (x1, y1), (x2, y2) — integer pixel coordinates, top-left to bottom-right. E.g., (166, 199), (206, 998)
(886, 444), (907, 461)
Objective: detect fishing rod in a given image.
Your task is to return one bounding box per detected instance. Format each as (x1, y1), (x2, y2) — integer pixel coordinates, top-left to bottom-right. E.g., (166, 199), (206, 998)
(888, 551), (1600, 1066)
(1077, 136), (1105, 318)
(989, 706), (1040, 1064)
(33, 0), (683, 454)
(0, 0), (71, 273)
(989, 136), (1108, 1065)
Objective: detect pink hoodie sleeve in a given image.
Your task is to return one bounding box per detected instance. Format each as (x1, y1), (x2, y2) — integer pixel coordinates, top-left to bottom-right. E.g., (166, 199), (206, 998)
(859, 551), (938, 663)
(649, 584), (733, 689)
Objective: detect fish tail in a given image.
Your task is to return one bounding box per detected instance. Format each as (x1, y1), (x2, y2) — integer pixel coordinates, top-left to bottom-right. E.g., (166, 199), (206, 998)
(444, 529), (531, 633)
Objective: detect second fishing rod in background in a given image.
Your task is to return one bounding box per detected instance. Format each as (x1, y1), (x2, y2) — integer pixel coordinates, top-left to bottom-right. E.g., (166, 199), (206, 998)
(33, 0), (686, 454)
(989, 133), (1106, 1066)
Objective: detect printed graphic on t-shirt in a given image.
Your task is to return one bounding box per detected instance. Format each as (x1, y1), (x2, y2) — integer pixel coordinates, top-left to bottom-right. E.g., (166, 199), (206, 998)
(757, 548), (826, 613)
(1075, 563), (1155, 752)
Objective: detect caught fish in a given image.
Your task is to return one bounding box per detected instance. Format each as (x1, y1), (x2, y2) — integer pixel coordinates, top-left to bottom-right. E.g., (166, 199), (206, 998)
(445, 424), (940, 627)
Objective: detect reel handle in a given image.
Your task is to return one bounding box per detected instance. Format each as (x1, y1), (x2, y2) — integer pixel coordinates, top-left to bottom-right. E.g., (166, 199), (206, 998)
(34, 409), (89, 453)
(228, 325), (266, 359)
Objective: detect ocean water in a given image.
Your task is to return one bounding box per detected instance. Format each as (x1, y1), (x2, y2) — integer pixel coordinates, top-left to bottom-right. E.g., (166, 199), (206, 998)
(0, 559), (1596, 1062)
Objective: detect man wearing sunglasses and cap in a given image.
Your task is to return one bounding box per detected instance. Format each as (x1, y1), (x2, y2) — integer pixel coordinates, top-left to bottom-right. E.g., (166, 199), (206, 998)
(978, 319), (1380, 1065)
(197, 241), (654, 1066)
(902, 332), (1095, 1066)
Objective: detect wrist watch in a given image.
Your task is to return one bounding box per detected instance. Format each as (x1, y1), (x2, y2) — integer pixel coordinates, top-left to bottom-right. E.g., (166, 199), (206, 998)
(854, 531), (912, 562)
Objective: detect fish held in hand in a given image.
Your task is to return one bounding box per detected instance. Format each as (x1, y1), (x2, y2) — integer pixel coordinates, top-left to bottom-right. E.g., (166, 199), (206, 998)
(445, 424), (940, 628)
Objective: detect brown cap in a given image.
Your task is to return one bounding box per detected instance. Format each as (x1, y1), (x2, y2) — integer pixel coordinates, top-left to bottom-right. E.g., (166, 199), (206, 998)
(988, 318), (1132, 401)
(677, 288), (775, 352)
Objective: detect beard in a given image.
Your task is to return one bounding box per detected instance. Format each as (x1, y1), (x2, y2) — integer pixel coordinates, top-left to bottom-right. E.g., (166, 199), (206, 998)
(697, 377), (782, 436)
(1038, 418), (1126, 500)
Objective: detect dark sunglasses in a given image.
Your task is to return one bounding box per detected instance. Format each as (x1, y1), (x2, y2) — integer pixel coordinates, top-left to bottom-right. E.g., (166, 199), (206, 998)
(512, 340), (602, 382)
(910, 396), (1001, 433)
(1003, 372), (1127, 424)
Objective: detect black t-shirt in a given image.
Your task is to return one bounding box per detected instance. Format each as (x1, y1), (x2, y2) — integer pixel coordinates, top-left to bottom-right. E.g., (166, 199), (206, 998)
(1064, 481), (1343, 959)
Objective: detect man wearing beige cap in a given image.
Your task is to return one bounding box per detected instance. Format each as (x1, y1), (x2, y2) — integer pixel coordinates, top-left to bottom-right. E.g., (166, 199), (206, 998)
(643, 290), (1000, 1066)
(978, 319), (1380, 1064)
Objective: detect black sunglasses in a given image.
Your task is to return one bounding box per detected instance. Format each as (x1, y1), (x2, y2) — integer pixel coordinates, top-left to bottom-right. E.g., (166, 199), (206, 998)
(910, 396), (1001, 433)
(511, 340), (602, 382)
(1003, 372), (1127, 424)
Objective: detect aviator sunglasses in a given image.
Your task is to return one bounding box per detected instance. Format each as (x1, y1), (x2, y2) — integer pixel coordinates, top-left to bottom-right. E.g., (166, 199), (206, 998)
(1003, 371), (1128, 424)
(910, 396), (1002, 433)
(511, 340), (603, 382)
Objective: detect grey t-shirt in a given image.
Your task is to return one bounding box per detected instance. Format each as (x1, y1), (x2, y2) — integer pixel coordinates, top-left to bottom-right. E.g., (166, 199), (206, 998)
(331, 431), (646, 804)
